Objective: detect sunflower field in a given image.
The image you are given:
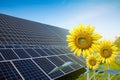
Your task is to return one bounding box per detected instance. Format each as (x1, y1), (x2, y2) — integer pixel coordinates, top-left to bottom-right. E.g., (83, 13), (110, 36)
(66, 24), (119, 80)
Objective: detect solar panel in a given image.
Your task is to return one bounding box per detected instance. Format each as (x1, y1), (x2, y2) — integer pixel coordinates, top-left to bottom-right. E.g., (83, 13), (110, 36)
(53, 49), (65, 54)
(42, 49), (55, 55)
(33, 58), (64, 79)
(0, 54), (4, 61)
(48, 49), (61, 55)
(13, 59), (50, 80)
(0, 14), (85, 80)
(0, 45), (4, 48)
(0, 62), (22, 80)
(62, 48), (71, 53)
(14, 45), (21, 48)
(47, 56), (74, 73)
(67, 54), (86, 67)
(34, 49), (48, 56)
(58, 55), (80, 69)
(5, 45), (13, 48)
(0, 49), (19, 60)
(13, 49), (30, 58)
(25, 49), (40, 57)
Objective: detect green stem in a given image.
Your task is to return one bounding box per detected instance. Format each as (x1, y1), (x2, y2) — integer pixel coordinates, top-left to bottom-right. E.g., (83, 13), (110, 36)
(87, 67), (90, 80)
(94, 70), (96, 80)
(111, 75), (115, 79)
(108, 64), (111, 80)
(90, 70), (98, 80)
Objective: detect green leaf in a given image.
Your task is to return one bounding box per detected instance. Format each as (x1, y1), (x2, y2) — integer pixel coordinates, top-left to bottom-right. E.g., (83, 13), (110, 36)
(101, 75), (108, 78)
(99, 64), (104, 68)
(48, 61), (76, 74)
(103, 70), (120, 75)
(48, 66), (64, 74)
(98, 70), (104, 74)
(116, 56), (120, 60)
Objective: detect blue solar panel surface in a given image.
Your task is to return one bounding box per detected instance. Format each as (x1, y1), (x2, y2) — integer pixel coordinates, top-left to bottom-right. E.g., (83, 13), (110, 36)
(33, 58), (64, 79)
(0, 62), (22, 80)
(0, 49), (19, 60)
(35, 49), (48, 56)
(14, 49), (30, 58)
(13, 59), (50, 80)
(25, 49), (40, 57)
(0, 14), (85, 80)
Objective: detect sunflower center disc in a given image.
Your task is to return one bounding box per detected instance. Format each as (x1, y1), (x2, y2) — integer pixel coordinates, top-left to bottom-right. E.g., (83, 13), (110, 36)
(79, 38), (86, 44)
(90, 59), (96, 66)
(75, 33), (92, 49)
(103, 49), (108, 54)
(102, 49), (111, 58)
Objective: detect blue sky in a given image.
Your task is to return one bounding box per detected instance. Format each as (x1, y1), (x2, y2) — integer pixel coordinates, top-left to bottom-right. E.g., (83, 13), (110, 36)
(0, 0), (120, 40)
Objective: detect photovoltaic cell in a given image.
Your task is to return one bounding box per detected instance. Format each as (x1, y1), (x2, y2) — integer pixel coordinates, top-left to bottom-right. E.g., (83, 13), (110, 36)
(34, 49), (48, 56)
(48, 49), (61, 55)
(58, 55), (80, 69)
(0, 14), (86, 80)
(47, 56), (74, 73)
(13, 59), (50, 80)
(0, 54), (4, 61)
(55, 49), (65, 54)
(0, 49), (18, 60)
(33, 58), (64, 79)
(0, 62), (22, 80)
(33, 46), (40, 48)
(61, 49), (71, 54)
(67, 54), (86, 66)
(5, 45), (13, 48)
(25, 49), (40, 57)
(21, 45), (29, 48)
(0, 45), (4, 48)
(42, 49), (55, 55)
(14, 45), (21, 48)
(13, 49), (30, 58)
(0, 14), (65, 45)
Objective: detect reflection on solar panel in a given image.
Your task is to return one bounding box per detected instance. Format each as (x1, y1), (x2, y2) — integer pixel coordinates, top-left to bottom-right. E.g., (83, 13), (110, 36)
(47, 56), (74, 73)
(58, 55), (80, 69)
(67, 54), (86, 66)
(0, 14), (85, 80)
(33, 58), (64, 79)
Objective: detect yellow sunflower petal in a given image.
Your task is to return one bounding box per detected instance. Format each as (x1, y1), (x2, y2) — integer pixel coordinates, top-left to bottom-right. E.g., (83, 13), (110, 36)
(91, 33), (102, 40)
(85, 49), (90, 56)
(79, 24), (85, 33)
(76, 49), (82, 56)
(66, 35), (75, 41)
(111, 46), (118, 51)
(66, 24), (102, 57)
(99, 40), (118, 63)
(86, 54), (99, 70)
(88, 26), (95, 34)
(73, 48), (79, 55)
(86, 24), (91, 33)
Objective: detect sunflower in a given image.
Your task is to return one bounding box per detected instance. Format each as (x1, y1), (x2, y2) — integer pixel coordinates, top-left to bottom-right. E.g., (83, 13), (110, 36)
(66, 24), (102, 57)
(86, 54), (99, 70)
(98, 40), (118, 63)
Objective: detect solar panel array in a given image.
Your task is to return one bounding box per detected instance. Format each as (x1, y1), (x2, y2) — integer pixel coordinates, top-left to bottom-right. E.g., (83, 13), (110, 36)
(0, 14), (85, 80)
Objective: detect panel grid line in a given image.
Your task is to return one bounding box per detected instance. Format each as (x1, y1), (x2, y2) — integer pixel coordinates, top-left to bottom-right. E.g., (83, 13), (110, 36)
(0, 14), (86, 80)
(10, 61), (25, 80)
(31, 59), (52, 80)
